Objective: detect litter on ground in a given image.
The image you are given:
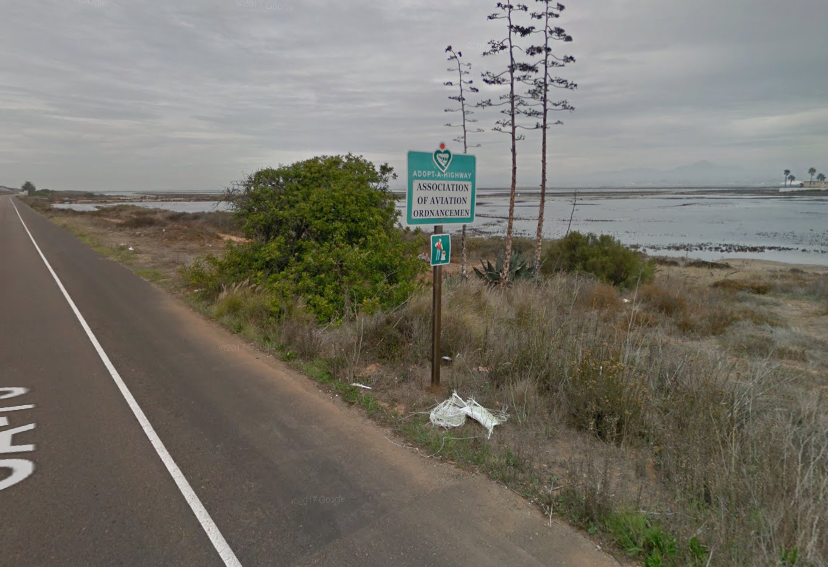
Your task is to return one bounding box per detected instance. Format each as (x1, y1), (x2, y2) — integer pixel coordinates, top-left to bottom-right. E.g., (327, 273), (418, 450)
(429, 391), (508, 438)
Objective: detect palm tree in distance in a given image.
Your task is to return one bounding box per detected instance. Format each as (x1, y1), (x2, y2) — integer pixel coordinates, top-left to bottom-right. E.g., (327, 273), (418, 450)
(808, 167), (817, 186)
(788, 174), (796, 186)
(817, 173), (826, 184)
(783, 169), (790, 186)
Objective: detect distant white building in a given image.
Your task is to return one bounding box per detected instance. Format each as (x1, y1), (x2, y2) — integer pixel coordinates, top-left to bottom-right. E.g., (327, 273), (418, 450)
(779, 180), (826, 193)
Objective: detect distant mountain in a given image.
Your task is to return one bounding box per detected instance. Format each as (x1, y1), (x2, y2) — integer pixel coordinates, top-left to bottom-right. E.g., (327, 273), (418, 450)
(576, 161), (773, 187)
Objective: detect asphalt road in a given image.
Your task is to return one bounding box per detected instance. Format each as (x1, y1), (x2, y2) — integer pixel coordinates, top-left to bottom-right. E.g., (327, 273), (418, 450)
(0, 195), (619, 567)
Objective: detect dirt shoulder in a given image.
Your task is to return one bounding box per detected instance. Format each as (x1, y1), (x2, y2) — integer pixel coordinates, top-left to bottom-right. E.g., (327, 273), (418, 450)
(24, 200), (242, 288)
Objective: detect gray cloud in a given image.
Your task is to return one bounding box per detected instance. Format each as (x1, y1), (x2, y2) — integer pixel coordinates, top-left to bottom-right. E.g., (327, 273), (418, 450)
(1, 0), (826, 191)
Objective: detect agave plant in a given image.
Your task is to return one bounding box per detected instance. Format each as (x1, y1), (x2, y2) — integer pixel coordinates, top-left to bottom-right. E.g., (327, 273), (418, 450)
(473, 250), (535, 286)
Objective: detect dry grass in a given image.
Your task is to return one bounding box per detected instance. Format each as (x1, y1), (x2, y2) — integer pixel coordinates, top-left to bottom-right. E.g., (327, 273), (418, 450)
(811, 275), (828, 301)
(577, 281), (624, 315)
(310, 274), (827, 565)
(638, 279), (785, 337)
(640, 282), (687, 316)
(172, 265), (828, 566)
(712, 278), (771, 294)
(201, 275), (825, 563)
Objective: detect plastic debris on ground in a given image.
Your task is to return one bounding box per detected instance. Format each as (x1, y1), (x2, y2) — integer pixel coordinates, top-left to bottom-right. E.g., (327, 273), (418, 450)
(429, 391), (508, 438)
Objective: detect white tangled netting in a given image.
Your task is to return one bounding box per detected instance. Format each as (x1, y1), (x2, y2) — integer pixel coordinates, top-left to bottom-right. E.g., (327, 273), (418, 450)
(429, 391), (508, 438)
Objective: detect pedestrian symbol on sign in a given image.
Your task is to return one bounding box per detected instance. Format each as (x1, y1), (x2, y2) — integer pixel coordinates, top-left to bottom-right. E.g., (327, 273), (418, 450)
(430, 234), (451, 266)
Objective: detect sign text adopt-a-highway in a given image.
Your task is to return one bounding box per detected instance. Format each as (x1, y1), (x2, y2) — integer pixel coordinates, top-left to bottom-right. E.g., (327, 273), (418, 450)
(407, 145), (476, 225)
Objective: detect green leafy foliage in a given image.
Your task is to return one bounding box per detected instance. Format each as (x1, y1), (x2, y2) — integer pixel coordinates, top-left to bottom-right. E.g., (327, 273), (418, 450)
(604, 511), (676, 566)
(600, 510), (711, 567)
(780, 546), (799, 566)
(541, 231), (654, 288)
(184, 155), (426, 321)
(473, 250), (535, 285)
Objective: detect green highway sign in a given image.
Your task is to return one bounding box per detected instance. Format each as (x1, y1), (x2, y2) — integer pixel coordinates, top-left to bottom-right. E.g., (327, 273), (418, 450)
(407, 144), (476, 225)
(430, 234), (451, 266)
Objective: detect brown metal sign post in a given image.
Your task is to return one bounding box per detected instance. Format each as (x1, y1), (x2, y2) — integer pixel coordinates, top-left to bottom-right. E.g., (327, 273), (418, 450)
(431, 225), (443, 391)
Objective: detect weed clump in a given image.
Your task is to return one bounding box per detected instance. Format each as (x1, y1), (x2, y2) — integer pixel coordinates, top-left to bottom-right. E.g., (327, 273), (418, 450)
(640, 283), (687, 316)
(121, 214), (163, 229)
(712, 279), (771, 294)
(577, 281), (623, 314)
(566, 348), (648, 443)
(810, 275), (828, 302)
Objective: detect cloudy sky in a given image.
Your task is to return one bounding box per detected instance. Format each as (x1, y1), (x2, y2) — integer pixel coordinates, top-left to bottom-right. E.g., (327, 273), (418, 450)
(1, 0), (826, 192)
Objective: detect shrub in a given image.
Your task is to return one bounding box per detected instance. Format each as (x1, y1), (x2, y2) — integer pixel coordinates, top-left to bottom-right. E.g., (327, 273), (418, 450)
(577, 281), (624, 324)
(184, 155), (426, 321)
(213, 281), (282, 328)
(579, 282), (623, 312)
(360, 313), (409, 362)
(809, 275), (828, 302)
(566, 347), (649, 443)
(122, 214), (163, 228)
(541, 232), (654, 288)
(676, 304), (738, 336)
(711, 279), (771, 295)
(640, 283), (687, 316)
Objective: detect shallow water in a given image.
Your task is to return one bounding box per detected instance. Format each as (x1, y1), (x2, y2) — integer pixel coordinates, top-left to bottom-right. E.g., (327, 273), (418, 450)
(53, 201), (231, 213)
(399, 192), (828, 266)
(54, 192), (828, 266)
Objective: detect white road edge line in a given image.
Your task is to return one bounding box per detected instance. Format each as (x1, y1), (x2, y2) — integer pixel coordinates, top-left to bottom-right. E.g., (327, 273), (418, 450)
(10, 198), (242, 567)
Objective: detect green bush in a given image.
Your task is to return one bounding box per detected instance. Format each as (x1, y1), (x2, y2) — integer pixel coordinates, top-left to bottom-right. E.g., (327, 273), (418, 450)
(183, 155), (426, 322)
(541, 232), (654, 288)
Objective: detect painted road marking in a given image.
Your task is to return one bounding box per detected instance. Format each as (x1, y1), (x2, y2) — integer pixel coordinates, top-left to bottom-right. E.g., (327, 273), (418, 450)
(0, 420), (36, 453)
(0, 405), (36, 413)
(0, 387), (29, 400)
(0, 387), (36, 491)
(0, 459), (35, 491)
(10, 199), (243, 567)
